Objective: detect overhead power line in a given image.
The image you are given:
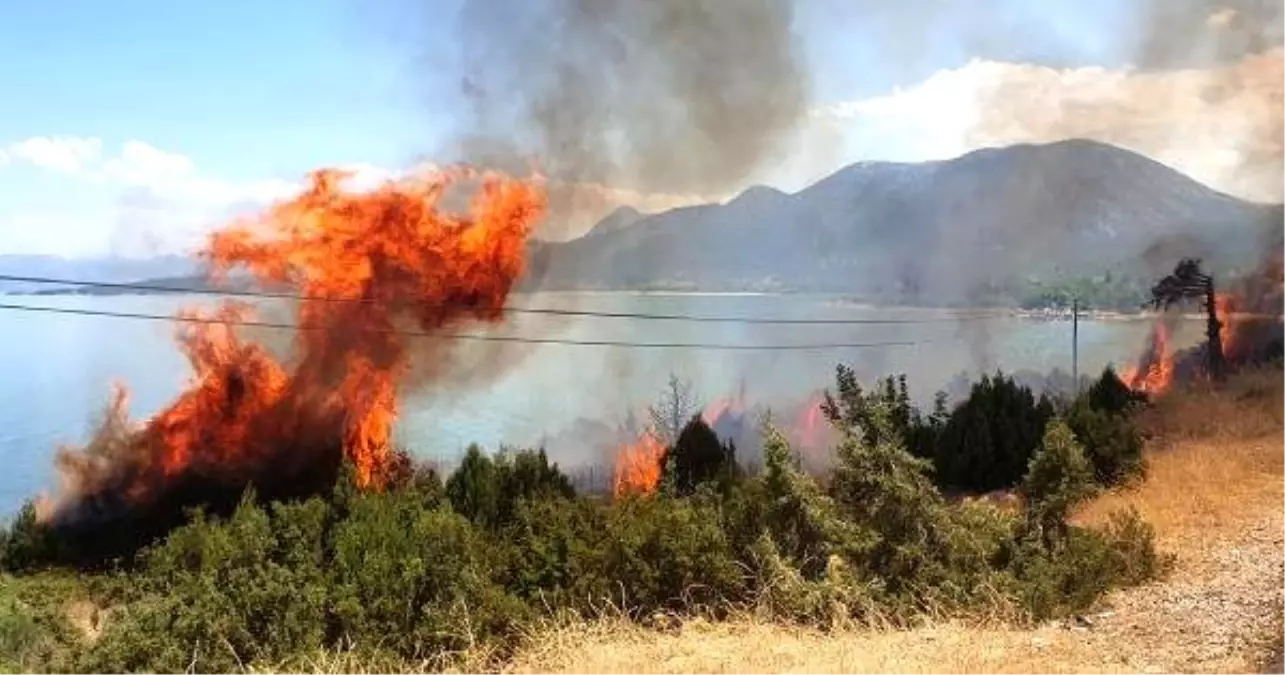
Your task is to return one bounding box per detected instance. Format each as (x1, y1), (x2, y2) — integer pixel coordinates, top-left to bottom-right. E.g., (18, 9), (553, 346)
(0, 274), (1009, 325)
(0, 302), (939, 352)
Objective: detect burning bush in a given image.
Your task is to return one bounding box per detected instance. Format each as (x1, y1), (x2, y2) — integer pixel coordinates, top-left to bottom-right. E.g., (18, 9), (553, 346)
(33, 167), (547, 566)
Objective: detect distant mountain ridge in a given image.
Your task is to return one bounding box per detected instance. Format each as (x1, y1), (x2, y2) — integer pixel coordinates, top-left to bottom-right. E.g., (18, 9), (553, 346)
(5, 140), (1280, 306)
(524, 139), (1283, 304)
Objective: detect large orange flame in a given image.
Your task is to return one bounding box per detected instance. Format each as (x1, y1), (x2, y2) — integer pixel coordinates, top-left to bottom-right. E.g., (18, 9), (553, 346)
(1121, 291), (1250, 396)
(48, 167), (547, 513)
(1120, 320), (1174, 395)
(612, 429), (665, 496)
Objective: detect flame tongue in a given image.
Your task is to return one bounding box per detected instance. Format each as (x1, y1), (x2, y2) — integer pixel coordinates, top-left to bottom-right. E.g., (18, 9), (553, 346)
(1121, 320), (1174, 395)
(50, 167), (547, 515)
(612, 429), (665, 496)
(1121, 290), (1247, 396)
(1214, 292), (1240, 358)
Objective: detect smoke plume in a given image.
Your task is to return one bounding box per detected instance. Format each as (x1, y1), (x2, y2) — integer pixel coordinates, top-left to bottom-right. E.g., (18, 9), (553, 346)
(979, 0), (1283, 202)
(433, 0), (810, 237)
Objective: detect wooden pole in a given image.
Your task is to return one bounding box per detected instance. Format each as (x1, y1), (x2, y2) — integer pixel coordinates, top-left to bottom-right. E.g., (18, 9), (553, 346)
(1072, 297), (1079, 390)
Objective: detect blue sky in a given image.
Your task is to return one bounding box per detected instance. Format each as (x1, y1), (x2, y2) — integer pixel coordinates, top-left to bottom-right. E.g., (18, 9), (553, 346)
(0, 0), (1279, 255)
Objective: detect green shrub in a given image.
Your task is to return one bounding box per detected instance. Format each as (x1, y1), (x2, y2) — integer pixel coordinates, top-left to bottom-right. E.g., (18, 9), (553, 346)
(0, 574), (82, 672)
(0, 502), (55, 573)
(827, 397), (1002, 616)
(1001, 507), (1167, 622)
(1085, 367), (1147, 416)
(446, 445), (575, 530)
(445, 445), (504, 529)
(1099, 507), (1171, 586)
(1003, 437), (1165, 624)
(757, 426), (871, 580)
(329, 489), (527, 659)
(1021, 419), (1097, 551)
(1065, 401), (1145, 486)
(495, 495), (612, 612)
(935, 373), (1055, 492)
(820, 366), (945, 462)
(601, 494), (744, 614)
(81, 492), (332, 672)
(662, 415), (739, 496)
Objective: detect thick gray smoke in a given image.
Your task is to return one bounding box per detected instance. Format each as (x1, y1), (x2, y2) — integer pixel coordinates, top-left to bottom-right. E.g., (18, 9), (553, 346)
(1134, 0), (1283, 68)
(436, 0), (809, 237)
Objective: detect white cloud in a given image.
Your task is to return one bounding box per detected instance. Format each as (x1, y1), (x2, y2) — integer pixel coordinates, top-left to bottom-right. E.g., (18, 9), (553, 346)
(809, 48), (1284, 202)
(101, 140), (196, 186)
(6, 136), (103, 174)
(0, 137), (309, 255)
(0, 137), (712, 252)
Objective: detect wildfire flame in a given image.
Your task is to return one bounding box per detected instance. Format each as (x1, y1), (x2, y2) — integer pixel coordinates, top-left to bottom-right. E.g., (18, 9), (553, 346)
(793, 391), (826, 449)
(612, 429), (665, 496)
(1120, 291), (1249, 396)
(46, 167), (547, 517)
(701, 385), (747, 428)
(1120, 321), (1174, 395)
(1214, 292), (1240, 358)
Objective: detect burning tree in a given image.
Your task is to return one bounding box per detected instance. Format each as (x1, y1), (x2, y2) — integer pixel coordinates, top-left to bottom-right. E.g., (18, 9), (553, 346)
(1148, 258), (1225, 382)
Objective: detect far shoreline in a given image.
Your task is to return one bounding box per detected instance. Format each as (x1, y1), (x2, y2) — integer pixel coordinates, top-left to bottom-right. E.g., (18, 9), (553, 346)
(8, 285), (1275, 323)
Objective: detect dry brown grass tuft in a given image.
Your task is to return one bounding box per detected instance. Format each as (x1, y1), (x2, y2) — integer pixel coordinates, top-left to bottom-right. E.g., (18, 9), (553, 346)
(1136, 366), (1283, 447)
(504, 615), (1099, 675)
(1080, 367), (1283, 552)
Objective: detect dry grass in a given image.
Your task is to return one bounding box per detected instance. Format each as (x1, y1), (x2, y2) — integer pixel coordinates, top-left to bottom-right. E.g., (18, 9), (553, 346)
(1078, 368), (1283, 558)
(1136, 366), (1283, 447)
(504, 616), (1139, 674)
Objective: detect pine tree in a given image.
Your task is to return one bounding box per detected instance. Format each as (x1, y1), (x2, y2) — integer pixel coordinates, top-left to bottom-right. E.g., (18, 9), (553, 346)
(1021, 419), (1095, 550)
(662, 415), (737, 496)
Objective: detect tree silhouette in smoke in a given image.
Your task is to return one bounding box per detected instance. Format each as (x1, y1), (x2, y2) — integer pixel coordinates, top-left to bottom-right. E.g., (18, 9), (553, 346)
(1149, 258), (1225, 381)
(662, 416), (737, 497)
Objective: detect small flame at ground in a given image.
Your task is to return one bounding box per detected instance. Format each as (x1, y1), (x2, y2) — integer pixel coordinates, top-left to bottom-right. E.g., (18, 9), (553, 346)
(612, 429), (665, 496)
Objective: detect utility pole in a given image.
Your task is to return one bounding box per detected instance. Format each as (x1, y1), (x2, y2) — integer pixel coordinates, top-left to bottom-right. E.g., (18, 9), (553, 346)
(1072, 297), (1079, 390)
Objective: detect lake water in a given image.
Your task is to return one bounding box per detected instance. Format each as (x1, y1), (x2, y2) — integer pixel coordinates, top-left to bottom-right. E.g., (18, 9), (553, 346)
(0, 292), (1209, 515)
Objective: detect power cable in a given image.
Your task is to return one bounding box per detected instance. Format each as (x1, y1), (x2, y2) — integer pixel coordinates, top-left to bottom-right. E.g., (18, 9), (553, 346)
(0, 274), (1010, 325)
(0, 301), (940, 352)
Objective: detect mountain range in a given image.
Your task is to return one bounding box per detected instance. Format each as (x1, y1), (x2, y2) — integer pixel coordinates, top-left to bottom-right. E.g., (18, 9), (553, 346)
(522, 139), (1282, 303)
(3, 140), (1280, 304)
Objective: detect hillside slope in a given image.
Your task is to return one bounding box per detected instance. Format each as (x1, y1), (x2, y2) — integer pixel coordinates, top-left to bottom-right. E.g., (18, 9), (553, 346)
(527, 140), (1282, 303)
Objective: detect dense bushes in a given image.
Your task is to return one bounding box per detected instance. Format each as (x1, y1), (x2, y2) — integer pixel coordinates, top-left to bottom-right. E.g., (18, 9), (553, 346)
(0, 366), (1167, 671)
(935, 373), (1056, 492)
(832, 366), (1147, 495)
(662, 416), (739, 496)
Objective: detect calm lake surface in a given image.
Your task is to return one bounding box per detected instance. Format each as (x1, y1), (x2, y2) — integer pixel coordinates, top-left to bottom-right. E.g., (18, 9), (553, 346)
(0, 292), (1209, 515)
